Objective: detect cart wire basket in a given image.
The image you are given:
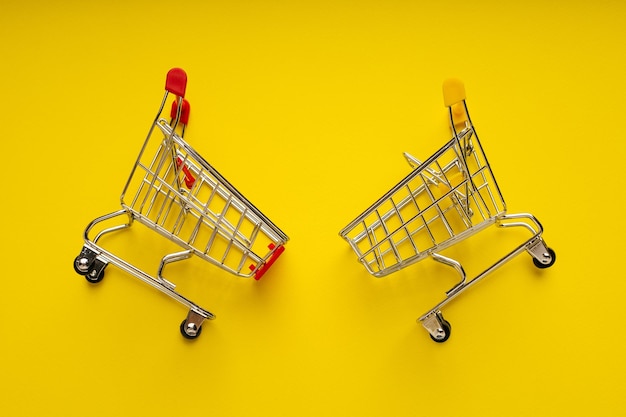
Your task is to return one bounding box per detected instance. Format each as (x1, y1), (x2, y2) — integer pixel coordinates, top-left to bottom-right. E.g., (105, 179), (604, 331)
(339, 79), (555, 343)
(74, 68), (289, 339)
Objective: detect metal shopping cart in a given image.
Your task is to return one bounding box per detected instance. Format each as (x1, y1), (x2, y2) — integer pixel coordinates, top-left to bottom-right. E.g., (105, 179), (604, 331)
(74, 68), (289, 339)
(339, 79), (555, 343)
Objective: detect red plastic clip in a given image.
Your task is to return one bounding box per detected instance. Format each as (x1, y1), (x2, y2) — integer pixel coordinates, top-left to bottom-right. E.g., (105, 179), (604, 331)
(250, 243), (285, 280)
(165, 68), (187, 97)
(170, 99), (191, 125)
(175, 157), (196, 189)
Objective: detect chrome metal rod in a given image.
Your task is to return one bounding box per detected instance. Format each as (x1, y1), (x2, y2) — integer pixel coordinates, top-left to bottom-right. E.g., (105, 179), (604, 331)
(431, 252), (467, 296)
(417, 212), (544, 322)
(85, 240), (215, 320)
(157, 250), (193, 290)
(84, 209), (133, 244)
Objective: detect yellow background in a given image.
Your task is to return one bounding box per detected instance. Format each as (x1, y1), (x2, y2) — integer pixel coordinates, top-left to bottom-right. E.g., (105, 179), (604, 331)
(2, 1), (625, 415)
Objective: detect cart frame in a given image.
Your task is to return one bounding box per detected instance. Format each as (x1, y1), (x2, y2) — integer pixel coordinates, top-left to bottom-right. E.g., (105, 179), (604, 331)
(339, 79), (555, 342)
(74, 68), (288, 339)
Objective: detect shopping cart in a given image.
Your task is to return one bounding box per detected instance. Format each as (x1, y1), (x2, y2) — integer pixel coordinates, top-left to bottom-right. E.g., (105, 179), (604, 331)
(339, 79), (555, 343)
(74, 68), (289, 339)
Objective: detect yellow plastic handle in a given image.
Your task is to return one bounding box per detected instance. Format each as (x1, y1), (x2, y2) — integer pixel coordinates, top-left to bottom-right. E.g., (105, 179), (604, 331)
(442, 78), (466, 107)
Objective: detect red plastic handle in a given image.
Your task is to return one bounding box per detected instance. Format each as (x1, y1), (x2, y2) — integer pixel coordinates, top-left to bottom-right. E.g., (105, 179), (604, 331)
(166, 68), (187, 97)
(170, 99), (191, 125)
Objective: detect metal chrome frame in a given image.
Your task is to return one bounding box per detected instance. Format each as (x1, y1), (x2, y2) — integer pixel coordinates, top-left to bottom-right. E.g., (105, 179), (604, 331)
(74, 70), (288, 339)
(340, 84), (554, 342)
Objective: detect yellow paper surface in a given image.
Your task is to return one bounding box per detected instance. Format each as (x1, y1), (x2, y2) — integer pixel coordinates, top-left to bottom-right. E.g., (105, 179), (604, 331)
(1, 1), (625, 416)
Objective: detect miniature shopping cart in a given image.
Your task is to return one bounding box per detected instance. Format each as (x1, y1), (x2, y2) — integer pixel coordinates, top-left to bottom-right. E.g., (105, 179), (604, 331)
(339, 79), (555, 343)
(74, 68), (288, 339)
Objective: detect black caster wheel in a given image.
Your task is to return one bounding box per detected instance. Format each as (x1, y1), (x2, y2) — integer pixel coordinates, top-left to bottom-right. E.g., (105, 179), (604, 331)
(74, 256), (90, 275)
(74, 247), (99, 276)
(84, 259), (107, 284)
(533, 247), (556, 269)
(430, 319), (451, 343)
(180, 320), (202, 340)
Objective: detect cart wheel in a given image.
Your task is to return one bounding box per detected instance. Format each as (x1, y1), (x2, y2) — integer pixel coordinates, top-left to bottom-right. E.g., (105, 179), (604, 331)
(430, 319), (451, 343)
(84, 259), (107, 284)
(73, 256), (90, 275)
(180, 320), (202, 340)
(85, 267), (105, 283)
(532, 248), (556, 269)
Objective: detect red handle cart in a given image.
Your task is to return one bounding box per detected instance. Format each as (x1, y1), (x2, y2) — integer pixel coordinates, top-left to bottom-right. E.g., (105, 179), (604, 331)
(74, 69), (288, 339)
